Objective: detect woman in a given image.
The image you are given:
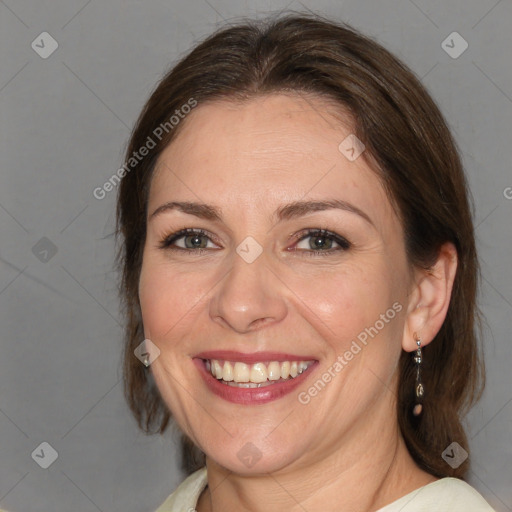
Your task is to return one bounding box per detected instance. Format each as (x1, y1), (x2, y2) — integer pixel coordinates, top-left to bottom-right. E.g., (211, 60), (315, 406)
(116, 13), (495, 511)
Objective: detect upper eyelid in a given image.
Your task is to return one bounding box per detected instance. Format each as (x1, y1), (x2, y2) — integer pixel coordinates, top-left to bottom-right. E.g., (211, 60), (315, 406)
(167, 228), (221, 242)
(290, 228), (343, 239)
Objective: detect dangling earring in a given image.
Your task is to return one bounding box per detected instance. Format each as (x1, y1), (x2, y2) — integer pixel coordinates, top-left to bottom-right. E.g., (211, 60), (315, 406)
(412, 334), (424, 416)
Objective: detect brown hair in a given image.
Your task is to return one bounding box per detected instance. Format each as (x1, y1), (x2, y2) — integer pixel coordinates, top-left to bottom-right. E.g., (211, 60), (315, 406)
(116, 13), (484, 478)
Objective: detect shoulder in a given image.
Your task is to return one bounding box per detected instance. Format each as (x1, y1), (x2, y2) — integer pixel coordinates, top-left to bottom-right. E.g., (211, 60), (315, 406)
(154, 467), (208, 512)
(378, 477), (496, 512)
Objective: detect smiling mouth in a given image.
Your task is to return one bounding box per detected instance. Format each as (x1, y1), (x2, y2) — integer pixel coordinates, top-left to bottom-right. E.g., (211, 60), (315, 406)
(203, 359), (316, 388)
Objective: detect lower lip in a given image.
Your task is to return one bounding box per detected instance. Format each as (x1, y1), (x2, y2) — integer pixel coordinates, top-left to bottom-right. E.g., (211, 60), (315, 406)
(193, 359), (318, 405)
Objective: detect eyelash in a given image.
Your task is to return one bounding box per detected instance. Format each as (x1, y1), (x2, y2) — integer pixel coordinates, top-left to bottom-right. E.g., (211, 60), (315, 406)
(158, 227), (351, 257)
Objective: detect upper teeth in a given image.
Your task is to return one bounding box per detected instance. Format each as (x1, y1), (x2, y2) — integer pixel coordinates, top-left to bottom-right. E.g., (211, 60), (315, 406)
(206, 359), (313, 383)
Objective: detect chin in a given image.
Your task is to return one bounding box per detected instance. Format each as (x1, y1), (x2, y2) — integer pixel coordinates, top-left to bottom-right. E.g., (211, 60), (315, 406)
(209, 449), (297, 476)
(201, 434), (307, 476)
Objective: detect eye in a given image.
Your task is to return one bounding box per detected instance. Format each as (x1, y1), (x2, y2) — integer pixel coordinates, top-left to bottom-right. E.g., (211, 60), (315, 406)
(159, 228), (221, 253)
(291, 229), (351, 256)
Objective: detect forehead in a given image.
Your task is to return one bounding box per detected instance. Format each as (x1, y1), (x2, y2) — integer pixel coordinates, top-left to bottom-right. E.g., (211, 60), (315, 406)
(154, 93), (354, 178)
(149, 93), (397, 233)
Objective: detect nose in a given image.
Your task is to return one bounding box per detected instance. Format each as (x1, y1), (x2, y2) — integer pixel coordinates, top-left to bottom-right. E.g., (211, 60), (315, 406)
(209, 249), (288, 334)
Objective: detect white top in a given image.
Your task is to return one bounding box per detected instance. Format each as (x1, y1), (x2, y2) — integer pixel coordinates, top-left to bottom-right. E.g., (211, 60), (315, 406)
(155, 467), (496, 511)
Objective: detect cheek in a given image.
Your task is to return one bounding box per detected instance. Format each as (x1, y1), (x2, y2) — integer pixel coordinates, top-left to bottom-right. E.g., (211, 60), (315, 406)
(285, 261), (398, 347)
(138, 257), (205, 341)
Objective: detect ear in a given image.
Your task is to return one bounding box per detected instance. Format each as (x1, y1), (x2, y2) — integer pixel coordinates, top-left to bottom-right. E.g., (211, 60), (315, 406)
(402, 242), (458, 352)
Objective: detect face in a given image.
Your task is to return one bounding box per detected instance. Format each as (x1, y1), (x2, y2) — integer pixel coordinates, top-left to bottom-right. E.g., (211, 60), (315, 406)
(139, 93), (414, 474)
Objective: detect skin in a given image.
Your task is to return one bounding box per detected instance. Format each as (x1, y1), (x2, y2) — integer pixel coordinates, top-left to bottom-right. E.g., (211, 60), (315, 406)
(138, 93), (458, 511)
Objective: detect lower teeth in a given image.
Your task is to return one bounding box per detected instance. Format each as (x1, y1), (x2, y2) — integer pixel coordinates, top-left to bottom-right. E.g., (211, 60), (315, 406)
(222, 378), (291, 388)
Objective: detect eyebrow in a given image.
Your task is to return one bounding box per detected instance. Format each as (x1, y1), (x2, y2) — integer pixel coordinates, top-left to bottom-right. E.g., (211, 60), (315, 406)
(276, 199), (374, 226)
(150, 199), (374, 227)
(150, 201), (222, 221)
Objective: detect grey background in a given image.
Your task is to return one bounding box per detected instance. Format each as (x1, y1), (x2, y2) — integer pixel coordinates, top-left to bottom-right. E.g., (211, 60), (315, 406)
(0, 0), (510, 511)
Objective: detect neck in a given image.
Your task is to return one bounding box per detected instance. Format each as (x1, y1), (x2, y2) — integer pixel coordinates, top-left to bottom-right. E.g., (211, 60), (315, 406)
(197, 400), (436, 512)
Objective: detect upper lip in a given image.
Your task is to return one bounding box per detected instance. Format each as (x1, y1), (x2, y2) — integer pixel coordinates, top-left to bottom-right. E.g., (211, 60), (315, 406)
(194, 350), (317, 364)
